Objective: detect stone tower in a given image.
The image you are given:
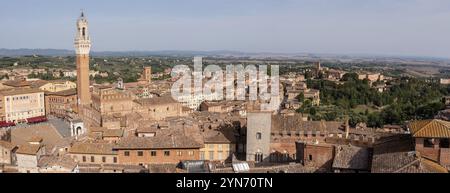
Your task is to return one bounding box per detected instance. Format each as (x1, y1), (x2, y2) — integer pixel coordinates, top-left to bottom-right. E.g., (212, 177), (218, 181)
(138, 66), (152, 84)
(246, 111), (272, 162)
(74, 11), (91, 106)
(143, 67), (152, 83)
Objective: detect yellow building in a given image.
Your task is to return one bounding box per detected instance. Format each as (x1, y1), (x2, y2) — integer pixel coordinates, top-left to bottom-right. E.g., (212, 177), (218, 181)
(199, 131), (236, 162)
(0, 88), (45, 123)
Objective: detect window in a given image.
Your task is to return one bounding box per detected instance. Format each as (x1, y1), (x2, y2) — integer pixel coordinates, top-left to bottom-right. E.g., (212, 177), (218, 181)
(424, 138), (434, 148)
(164, 151), (170, 156)
(218, 151), (223, 160)
(177, 151), (182, 156)
(82, 156), (86, 162)
(124, 151), (130, 156)
(255, 153), (263, 162)
(102, 157), (106, 163)
(137, 151), (144, 156)
(150, 151), (157, 156)
(309, 155), (313, 161)
(113, 157), (117, 163)
(91, 156), (95, 162)
(209, 144), (214, 149)
(200, 151), (205, 160)
(440, 139), (450, 148)
(256, 132), (262, 140)
(209, 151), (214, 160)
(218, 144), (223, 151)
(188, 151), (194, 156)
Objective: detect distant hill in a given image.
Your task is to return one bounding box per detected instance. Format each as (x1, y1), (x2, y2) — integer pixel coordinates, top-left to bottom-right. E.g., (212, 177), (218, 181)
(0, 48), (74, 56)
(0, 48), (252, 57)
(1, 49), (449, 65)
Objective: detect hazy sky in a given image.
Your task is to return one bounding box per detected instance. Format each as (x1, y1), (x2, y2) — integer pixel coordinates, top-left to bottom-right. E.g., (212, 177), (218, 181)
(1, 0), (450, 58)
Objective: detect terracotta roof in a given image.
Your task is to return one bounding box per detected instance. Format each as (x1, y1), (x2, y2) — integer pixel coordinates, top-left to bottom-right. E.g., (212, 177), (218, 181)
(93, 84), (114, 90)
(203, 130), (236, 144)
(371, 134), (448, 173)
(271, 115), (344, 134)
(103, 129), (124, 138)
(16, 144), (43, 155)
(123, 82), (140, 89)
(0, 140), (17, 150)
(46, 88), (77, 96)
(115, 135), (202, 150)
(2, 80), (32, 87)
(102, 164), (148, 172)
(332, 145), (370, 170)
(148, 164), (178, 173)
(11, 124), (65, 150)
(30, 80), (50, 88)
(69, 142), (117, 155)
(0, 88), (43, 96)
(38, 155), (77, 169)
(76, 163), (148, 173)
(134, 94), (178, 105)
(28, 136), (43, 143)
(408, 119), (450, 138)
(89, 127), (107, 133)
(373, 152), (448, 173)
(89, 127), (123, 138)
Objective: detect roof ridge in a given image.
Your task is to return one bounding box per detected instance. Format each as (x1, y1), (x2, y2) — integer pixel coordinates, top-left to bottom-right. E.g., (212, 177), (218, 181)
(393, 159), (420, 173)
(413, 119), (437, 136)
(436, 119), (450, 128)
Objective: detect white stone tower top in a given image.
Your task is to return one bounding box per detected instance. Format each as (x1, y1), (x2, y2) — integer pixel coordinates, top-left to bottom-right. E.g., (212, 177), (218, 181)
(74, 11), (91, 55)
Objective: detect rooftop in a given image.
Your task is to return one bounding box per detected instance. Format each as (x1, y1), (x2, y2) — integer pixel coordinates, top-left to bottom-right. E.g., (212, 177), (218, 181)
(16, 144), (43, 155)
(271, 114), (344, 134)
(408, 119), (450, 138)
(10, 123), (69, 152)
(69, 142), (117, 155)
(0, 140), (17, 150)
(134, 94), (178, 105)
(0, 88), (43, 96)
(332, 145), (370, 171)
(115, 135), (202, 150)
(46, 88), (77, 96)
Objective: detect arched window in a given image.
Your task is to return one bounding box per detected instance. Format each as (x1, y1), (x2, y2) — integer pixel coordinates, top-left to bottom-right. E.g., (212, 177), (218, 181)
(82, 27), (86, 36)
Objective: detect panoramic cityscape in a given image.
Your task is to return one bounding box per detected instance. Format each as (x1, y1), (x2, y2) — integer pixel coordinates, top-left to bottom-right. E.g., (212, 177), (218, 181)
(1, 1), (450, 176)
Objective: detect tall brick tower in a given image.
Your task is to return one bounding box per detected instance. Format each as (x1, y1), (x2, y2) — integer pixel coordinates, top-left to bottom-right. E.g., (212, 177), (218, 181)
(74, 11), (91, 106)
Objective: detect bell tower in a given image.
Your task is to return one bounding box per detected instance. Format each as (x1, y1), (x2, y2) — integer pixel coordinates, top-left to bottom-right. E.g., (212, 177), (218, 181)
(74, 11), (91, 106)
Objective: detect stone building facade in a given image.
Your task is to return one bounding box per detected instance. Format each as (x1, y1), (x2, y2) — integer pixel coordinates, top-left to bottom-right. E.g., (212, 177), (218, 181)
(246, 111), (272, 162)
(0, 88), (45, 123)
